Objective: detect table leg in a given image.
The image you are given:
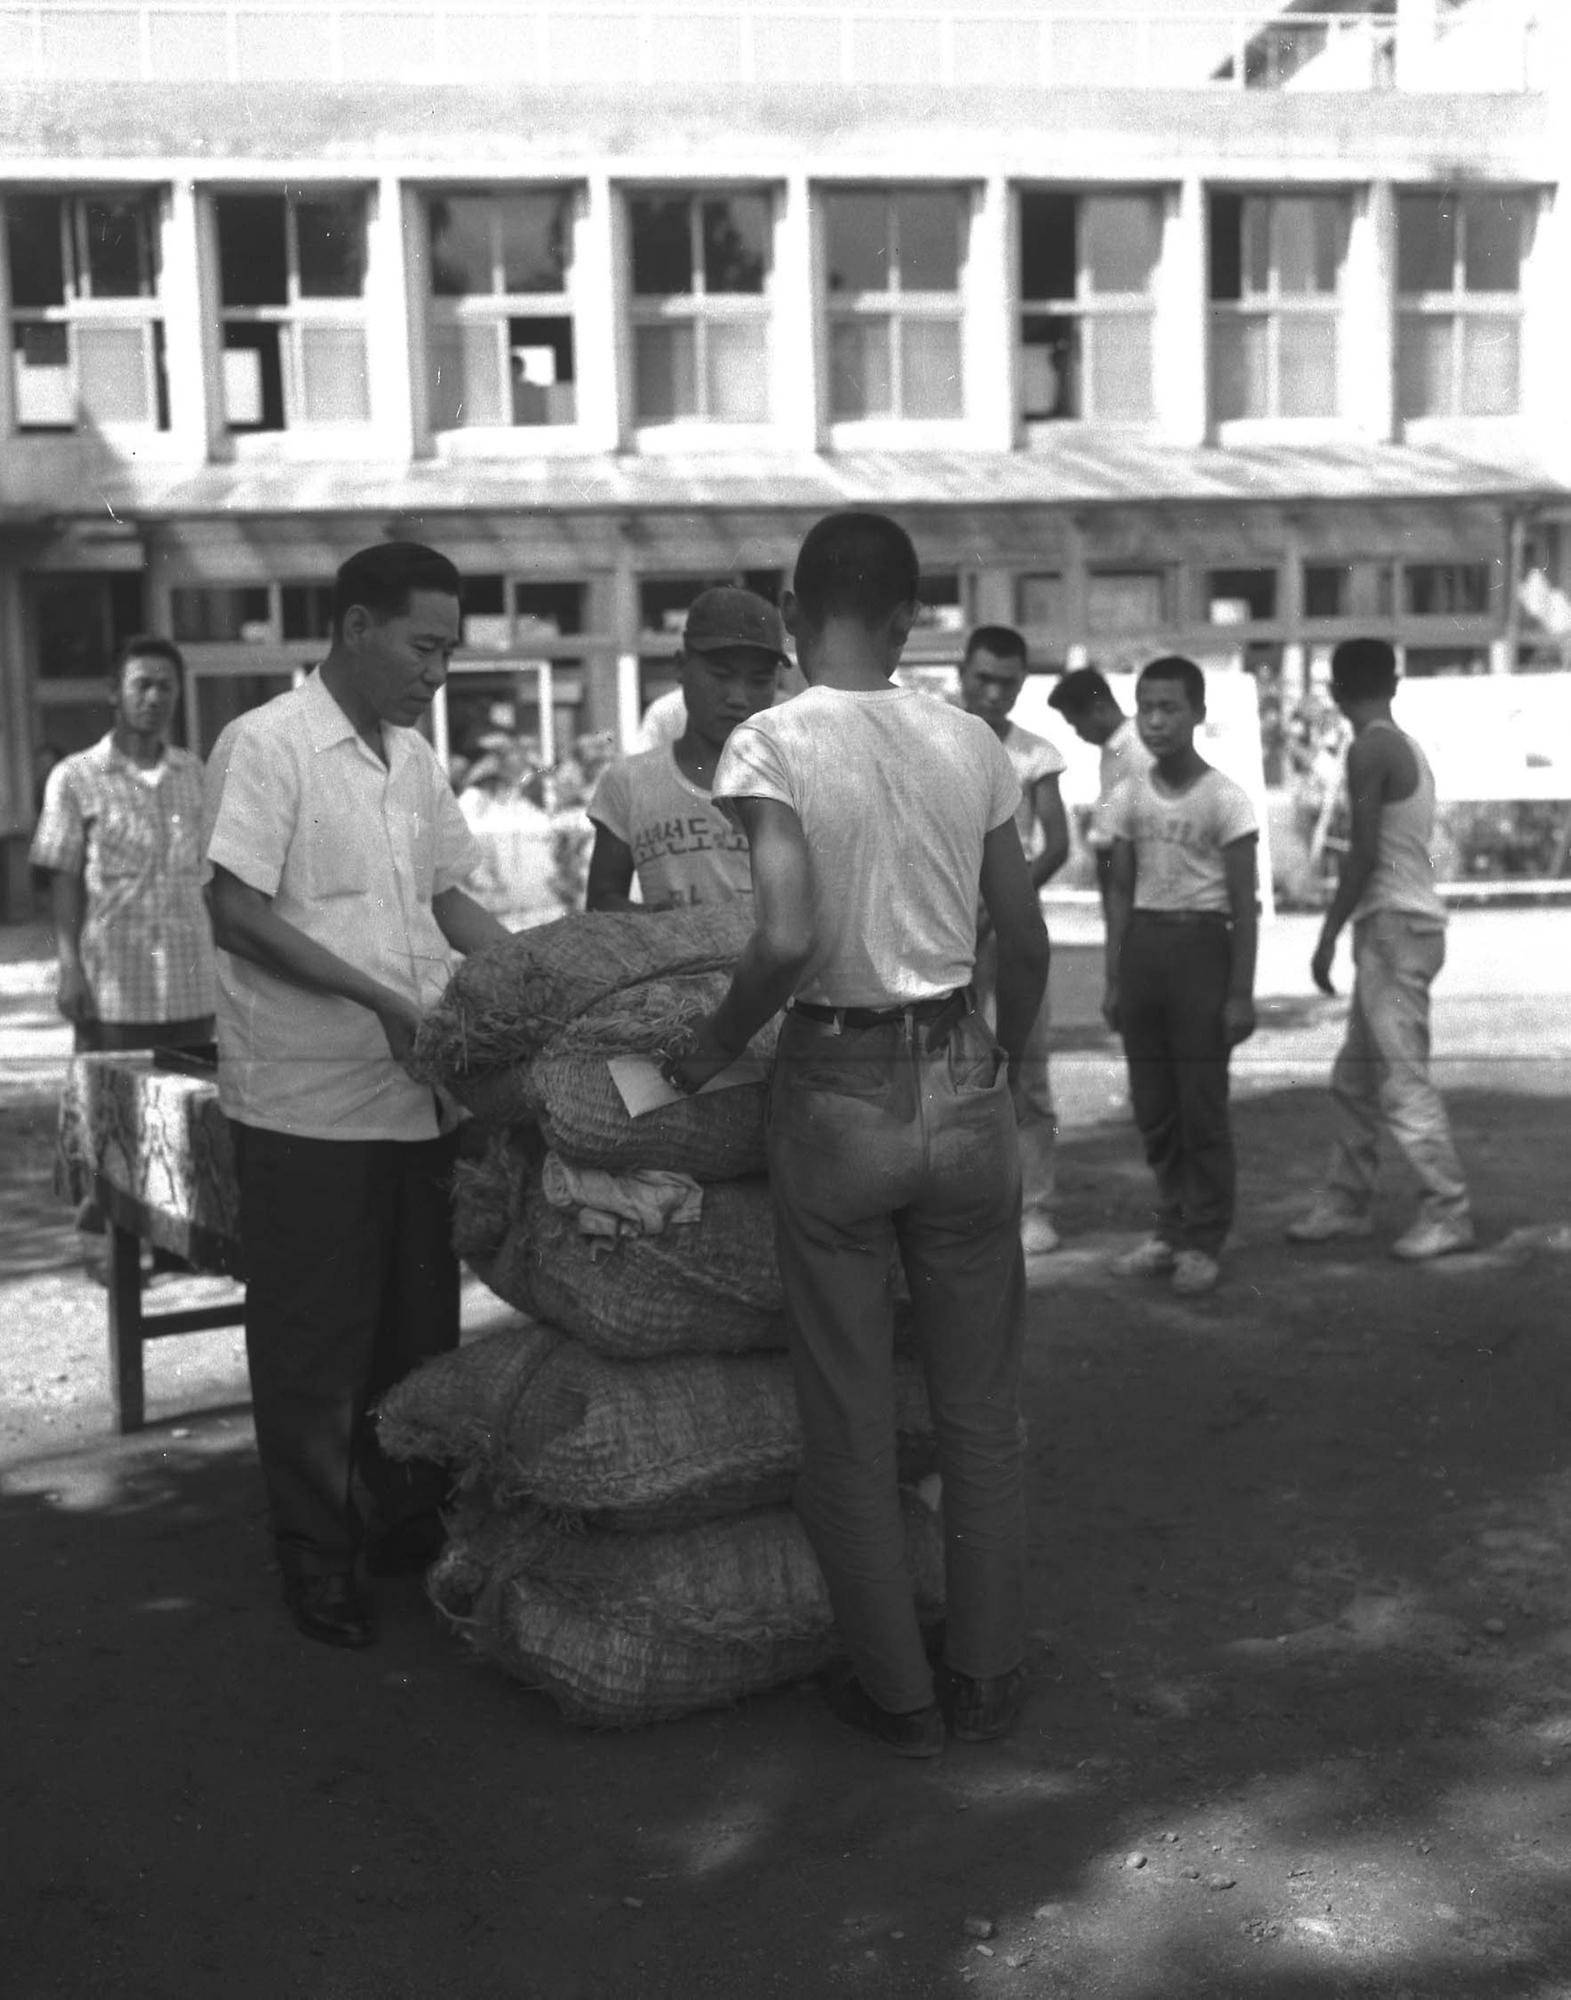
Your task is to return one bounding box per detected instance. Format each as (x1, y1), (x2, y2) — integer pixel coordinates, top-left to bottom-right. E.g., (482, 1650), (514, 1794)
(107, 1219), (146, 1433)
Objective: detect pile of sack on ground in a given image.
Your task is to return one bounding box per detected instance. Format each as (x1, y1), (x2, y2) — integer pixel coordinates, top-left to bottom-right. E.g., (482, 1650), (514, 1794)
(379, 905), (943, 1726)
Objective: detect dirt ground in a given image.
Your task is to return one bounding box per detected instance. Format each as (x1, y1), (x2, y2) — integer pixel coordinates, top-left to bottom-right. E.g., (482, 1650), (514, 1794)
(3, 910), (1571, 2000)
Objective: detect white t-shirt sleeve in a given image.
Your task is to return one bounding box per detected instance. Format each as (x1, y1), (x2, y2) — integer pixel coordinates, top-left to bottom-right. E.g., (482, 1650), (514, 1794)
(985, 733), (1022, 834)
(713, 718), (795, 810)
(587, 758), (634, 841)
(1212, 775), (1260, 847)
(205, 720), (297, 896)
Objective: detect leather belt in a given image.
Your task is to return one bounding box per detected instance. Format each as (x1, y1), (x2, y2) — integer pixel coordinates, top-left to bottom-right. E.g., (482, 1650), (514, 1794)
(791, 987), (971, 1036)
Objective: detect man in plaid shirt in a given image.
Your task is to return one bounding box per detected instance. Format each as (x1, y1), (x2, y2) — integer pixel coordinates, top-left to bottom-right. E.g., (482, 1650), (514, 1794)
(32, 635), (216, 1274)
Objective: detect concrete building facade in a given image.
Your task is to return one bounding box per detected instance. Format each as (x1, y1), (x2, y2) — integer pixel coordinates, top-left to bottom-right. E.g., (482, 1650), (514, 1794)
(1, 0), (1568, 898)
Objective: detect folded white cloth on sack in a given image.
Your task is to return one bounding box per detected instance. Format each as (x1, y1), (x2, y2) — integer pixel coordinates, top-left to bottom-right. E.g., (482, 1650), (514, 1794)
(541, 1152), (705, 1241)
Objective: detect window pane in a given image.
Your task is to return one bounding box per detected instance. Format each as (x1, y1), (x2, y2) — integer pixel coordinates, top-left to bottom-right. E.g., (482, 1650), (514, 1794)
(222, 327), (280, 428)
(1463, 193), (1526, 294)
(1397, 194), (1455, 295)
(12, 323), (73, 425)
(82, 196), (155, 298)
(513, 582), (585, 636)
(75, 324), (150, 423)
(704, 319), (769, 421)
(896, 191), (960, 291)
(900, 317), (962, 416)
(633, 321), (697, 420)
(1242, 198), (1271, 297)
(1277, 197), (1340, 296)
(631, 198), (693, 297)
(1212, 313), (1268, 420)
(430, 320), (505, 428)
(826, 193), (888, 293)
(1207, 568), (1277, 620)
(1460, 317), (1519, 415)
(1303, 564), (1349, 619)
(7, 193), (66, 308)
(829, 317), (890, 417)
(701, 195), (768, 294)
(500, 190), (573, 293)
(172, 586), (272, 643)
(1083, 196), (1160, 295)
(1087, 571), (1164, 634)
(1088, 313), (1153, 419)
(1208, 192), (1242, 303)
(1019, 191), (1076, 303)
(509, 314), (576, 425)
(280, 584), (334, 641)
(216, 194), (288, 306)
(429, 196), (494, 296)
(298, 324), (370, 421)
(1396, 313), (1452, 418)
(1021, 313), (1077, 419)
(297, 194), (366, 298)
(1278, 315), (1337, 415)
(1017, 573), (1064, 627)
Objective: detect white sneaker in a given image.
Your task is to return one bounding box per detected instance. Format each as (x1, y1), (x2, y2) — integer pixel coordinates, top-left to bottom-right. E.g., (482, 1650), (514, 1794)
(1021, 1209), (1060, 1256)
(1112, 1237), (1177, 1279)
(1285, 1200), (1374, 1244)
(1391, 1214), (1475, 1261)
(1171, 1250), (1220, 1296)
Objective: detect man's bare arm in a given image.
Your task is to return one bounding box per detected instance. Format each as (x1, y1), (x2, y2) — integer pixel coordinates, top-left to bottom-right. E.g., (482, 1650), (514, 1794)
(583, 826), (641, 913)
(1222, 834), (1260, 1046)
(1312, 732), (1393, 993)
(208, 864), (422, 1060)
(431, 885), (511, 955)
(1027, 773), (1071, 889)
(48, 870), (92, 1023)
(1102, 837), (1136, 1032)
(664, 797), (814, 1090)
(978, 819), (1050, 1063)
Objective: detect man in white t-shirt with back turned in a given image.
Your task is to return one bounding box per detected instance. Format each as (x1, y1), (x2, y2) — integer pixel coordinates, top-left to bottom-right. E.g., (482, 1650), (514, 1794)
(585, 587), (788, 911)
(957, 625), (1069, 1256)
(664, 511), (1050, 1758)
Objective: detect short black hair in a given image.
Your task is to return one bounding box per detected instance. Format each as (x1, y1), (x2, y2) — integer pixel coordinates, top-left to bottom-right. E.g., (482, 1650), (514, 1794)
(333, 541), (462, 638)
(1138, 654), (1207, 711)
(1330, 636), (1398, 701)
(963, 624), (1029, 668)
(792, 511), (920, 630)
(114, 634), (183, 681)
(1047, 666), (1117, 720)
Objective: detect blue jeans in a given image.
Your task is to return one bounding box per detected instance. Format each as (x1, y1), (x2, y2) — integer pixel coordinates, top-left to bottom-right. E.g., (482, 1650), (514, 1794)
(767, 1004), (1027, 1715)
(1324, 913), (1470, 1226)
(1119, 914), (1236, 1258)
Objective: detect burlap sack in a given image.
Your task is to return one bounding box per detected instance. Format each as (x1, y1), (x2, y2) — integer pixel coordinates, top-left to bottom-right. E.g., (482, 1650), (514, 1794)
(428, 1492), (946, 1728)
(481, 1176), (786, 1358)
(522, 1053), (768, 1179)
(379, 1325), (936, 1528)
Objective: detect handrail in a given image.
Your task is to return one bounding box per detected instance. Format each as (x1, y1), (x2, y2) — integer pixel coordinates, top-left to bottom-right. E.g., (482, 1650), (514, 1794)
(0, 4), (1546, 93)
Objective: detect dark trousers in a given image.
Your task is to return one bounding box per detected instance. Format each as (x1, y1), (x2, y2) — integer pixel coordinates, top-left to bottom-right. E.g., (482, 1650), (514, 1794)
(1119, 915), (1236, 1258)
(232, 1122), (462, 1579)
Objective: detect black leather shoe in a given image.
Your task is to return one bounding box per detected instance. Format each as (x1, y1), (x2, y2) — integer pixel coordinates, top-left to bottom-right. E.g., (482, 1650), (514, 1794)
(365, 1513), (447, 1578)
(285, 1573), (374, 1649)
(821, 1670), (944, 1758)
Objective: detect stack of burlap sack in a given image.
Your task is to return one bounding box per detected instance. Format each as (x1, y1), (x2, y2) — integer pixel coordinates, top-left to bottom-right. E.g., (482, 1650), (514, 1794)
(379, 905), (943, 1726)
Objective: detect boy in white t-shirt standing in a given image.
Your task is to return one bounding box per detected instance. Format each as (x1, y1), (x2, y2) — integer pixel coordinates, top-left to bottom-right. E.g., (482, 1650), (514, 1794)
(584, 587), (788, 910)
(957, 625), (1069, 1255)
(665, 512), (1050, 1757)
(1103, 656), (1259, 1297)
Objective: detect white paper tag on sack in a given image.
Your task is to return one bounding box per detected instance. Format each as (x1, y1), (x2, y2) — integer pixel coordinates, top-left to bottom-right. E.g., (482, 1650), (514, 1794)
(608, 1054), (768, 1119)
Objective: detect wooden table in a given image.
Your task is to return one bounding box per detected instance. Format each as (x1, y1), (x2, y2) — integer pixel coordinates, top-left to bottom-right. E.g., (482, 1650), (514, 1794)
(58, 1053), (246, 1434)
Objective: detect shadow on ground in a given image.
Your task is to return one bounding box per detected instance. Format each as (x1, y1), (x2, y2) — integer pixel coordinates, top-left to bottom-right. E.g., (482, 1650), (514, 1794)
(2, 1083), (1570, 1997)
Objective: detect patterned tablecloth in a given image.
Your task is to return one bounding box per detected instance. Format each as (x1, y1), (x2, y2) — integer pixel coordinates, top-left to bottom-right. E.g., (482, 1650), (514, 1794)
(57, 1054), (243, 1275)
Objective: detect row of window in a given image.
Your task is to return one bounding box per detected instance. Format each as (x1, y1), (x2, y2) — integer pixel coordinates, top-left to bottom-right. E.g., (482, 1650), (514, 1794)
(6, 180), (1535, 437)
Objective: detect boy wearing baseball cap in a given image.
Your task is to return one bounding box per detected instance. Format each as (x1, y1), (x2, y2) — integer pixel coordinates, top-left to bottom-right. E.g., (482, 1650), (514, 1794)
(586, 586), (790, 911)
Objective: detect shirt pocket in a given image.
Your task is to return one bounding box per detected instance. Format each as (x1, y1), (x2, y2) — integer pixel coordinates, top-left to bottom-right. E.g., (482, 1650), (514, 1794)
(300, 809), (372, 899)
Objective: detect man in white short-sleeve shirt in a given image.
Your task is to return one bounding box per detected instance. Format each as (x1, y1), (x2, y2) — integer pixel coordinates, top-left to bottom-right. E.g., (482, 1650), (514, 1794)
(1102, 656), (1259, 1299)
(1047, 666), (1154, 908)
(956, 625), (1070, 1254)
(586, 588), (787, 911)
(664, 512), (1050, 1757)
(205, 541), (511, 1650)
